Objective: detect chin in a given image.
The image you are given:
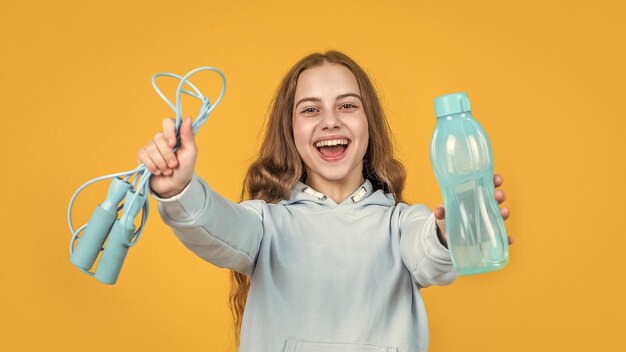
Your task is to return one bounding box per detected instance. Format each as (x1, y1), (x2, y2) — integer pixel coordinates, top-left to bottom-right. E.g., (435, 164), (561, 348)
(308, 162), (361, 183)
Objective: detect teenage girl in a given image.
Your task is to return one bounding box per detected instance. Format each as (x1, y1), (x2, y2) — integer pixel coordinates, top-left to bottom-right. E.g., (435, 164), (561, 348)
(137, 51), (512, 352)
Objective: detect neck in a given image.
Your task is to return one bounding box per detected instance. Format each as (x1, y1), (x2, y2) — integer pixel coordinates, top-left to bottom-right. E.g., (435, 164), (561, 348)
(305, 170), (365, 204)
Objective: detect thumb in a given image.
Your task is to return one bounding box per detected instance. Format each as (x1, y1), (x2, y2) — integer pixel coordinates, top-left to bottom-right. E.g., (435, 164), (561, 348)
(179, 117), (196, 149)
(434, 204), (445, 220)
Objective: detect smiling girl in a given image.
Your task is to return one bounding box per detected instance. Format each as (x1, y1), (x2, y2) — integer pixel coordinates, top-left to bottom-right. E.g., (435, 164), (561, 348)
(138, 51), (511, 352)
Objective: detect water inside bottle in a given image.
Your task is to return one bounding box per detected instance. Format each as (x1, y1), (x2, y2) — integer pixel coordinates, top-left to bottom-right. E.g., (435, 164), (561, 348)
(445, 171), (508, 275)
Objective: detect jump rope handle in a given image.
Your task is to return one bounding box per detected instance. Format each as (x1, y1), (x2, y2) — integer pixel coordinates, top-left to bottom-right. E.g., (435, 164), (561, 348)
(70, 178), (131, 271)
(94, 191), (146, 284)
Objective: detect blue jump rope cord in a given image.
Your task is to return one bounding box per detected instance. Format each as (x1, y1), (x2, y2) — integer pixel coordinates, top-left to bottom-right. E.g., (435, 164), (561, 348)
(67, 67), (226, 276)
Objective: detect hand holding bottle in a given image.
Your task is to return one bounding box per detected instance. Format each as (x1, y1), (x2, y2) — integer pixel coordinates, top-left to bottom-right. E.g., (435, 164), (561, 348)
(137, 117), (197, 198)
(434, 173), (513, 246)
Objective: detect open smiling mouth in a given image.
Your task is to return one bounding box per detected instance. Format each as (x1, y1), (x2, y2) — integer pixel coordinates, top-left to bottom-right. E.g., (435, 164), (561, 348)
(315, 139), (350, 161)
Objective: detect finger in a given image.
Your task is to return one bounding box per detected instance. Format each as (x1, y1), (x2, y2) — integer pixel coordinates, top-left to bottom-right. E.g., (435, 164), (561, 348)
(434, 204), (445, 219)
(179, 117), (196, 150)
(500, 207), (510, 220)
(146, 140), (171, 175)
(495, 189), (506, 204)
(494, 174), (504, 187)
(154, 132), (178, 170)
(162, 117), (177, 147)
(139, 149), (161, 175)
(507, 236), (514, 245)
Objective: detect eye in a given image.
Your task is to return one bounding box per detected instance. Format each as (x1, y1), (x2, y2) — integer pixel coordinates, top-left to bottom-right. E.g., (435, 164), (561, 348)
(301, 107), (319, 114)
(340, 103), (357, 109)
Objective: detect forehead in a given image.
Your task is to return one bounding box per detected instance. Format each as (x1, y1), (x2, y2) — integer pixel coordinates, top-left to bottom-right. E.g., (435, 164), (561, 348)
(294, 63), (360, 99)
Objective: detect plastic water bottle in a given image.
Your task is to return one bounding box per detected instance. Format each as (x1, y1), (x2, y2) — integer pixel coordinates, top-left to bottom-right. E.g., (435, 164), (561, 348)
(430, 92), (508, 275)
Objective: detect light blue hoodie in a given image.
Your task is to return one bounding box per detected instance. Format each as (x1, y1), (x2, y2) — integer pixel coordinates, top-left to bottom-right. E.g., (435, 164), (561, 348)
(152, 174), (457, 352)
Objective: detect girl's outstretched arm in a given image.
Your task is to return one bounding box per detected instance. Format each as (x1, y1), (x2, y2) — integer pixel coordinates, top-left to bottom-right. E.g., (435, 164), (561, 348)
(152, 174), (265, 277)
(138, 117), (264, 277)
(398, 204), (457, 289)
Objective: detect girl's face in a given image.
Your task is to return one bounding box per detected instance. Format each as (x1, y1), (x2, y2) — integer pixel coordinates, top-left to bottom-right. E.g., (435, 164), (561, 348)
(292, 63), (369, 187)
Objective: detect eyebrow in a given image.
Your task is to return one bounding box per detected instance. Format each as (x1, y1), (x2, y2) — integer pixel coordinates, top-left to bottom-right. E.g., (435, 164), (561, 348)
(295, 93), (362, 109)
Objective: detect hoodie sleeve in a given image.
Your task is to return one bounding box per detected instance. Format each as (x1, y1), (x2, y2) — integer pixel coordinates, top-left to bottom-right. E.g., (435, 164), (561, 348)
(150, 173), (264, 277)
(398, 203), (457, 288)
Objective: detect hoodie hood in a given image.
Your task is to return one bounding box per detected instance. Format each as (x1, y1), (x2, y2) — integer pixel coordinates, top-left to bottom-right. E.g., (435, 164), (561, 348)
(279, 179), (396, 210)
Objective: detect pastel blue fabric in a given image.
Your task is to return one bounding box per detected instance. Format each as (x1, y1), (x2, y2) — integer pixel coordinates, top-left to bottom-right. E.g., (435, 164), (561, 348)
(152, 174), (457, 352)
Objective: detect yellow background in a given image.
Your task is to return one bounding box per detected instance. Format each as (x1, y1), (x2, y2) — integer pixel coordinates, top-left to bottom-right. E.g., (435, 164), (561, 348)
(2, 0), (624, 351)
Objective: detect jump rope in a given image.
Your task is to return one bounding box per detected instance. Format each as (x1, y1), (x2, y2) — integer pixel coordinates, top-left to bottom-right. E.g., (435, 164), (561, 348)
(67, 67), (226, 285)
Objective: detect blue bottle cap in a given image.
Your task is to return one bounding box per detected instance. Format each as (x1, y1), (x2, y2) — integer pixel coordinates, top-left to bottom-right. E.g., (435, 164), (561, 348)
(434, 92), (472, 118)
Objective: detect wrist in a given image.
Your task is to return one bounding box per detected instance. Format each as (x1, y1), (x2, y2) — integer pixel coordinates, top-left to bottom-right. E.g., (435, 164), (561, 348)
(153, 180), (191, 199)
(158, 189), (182, 199)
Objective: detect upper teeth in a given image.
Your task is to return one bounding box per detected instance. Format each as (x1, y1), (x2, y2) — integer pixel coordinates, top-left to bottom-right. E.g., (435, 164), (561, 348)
(316, 139), (349, 147)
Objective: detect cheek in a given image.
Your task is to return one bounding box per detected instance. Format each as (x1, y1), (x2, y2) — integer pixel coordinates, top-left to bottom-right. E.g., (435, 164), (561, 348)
(353, 117), (369, 145)
(292, 120), (311, 152)
(354, 118), (369, 155)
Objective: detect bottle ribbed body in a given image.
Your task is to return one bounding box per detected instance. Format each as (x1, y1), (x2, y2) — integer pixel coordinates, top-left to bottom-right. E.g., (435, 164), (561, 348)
(430, 111), (508, 275)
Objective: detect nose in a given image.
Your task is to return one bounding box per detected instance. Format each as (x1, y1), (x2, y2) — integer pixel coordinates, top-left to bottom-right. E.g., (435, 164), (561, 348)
(320, 111), (342, 131)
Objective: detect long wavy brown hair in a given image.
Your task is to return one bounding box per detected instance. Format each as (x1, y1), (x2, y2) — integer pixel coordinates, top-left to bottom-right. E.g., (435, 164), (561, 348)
(228, 50), (407, 347)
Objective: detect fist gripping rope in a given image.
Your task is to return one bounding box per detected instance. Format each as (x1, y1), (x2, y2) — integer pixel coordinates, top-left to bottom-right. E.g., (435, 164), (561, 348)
(67, 67), (226, 284)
